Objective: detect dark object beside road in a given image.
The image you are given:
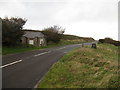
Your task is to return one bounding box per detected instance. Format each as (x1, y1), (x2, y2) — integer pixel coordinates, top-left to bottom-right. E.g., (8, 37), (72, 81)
(91, 43), (97, 49)
(82, 43), (84, 47)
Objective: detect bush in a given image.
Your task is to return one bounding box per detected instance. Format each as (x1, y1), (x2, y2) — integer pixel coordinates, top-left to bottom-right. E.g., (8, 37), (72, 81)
(99, 39), (104, 43)
(2, 17), (27, 46)
(41, 25), (65, 44)
(99, 38), (120, 46)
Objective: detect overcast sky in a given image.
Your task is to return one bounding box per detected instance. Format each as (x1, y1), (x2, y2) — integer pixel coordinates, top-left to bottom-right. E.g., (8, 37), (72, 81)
(0, 0), (119, 40)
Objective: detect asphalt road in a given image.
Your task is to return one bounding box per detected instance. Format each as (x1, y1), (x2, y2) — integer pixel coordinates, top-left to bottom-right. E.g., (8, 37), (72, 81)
(2, 42), (95, 88)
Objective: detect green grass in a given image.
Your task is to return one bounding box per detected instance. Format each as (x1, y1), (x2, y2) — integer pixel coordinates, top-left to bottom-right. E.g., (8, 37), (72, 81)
(38, 43), (119, 88)
(62, 34), (95, 41)
(3, 45), (42, 55)
(2, 44), (58, 55)
(2, 39), (92, 55)
(59, 39), (87, 45)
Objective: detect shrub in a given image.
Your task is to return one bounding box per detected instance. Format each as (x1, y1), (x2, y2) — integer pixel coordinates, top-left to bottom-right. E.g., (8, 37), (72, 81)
(99, 38), (120, 46)
(41, 25), (65, 44)
(2, 17), (27, 46)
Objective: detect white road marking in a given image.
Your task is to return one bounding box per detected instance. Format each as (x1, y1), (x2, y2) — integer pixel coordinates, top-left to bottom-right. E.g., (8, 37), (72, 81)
(64, 52), (67, 53)
(57, 47), (66, 50)
(47, 51), (51, 53)
(0, 60), (22, 69)
(34, 52), (48, 56)
(34, 51), (52, 57)
(57, 48), (62, 50)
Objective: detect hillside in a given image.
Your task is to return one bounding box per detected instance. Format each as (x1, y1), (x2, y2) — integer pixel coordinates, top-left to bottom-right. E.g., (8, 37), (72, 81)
(59, 34), (95, 45)
(62, 34), (95, 41)
(38, 43), (118, 88)
(23, 30), (95, 42)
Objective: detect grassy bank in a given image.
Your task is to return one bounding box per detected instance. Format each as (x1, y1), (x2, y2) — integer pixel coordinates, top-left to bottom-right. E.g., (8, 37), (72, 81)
(2, 39), (91, 55)
(38, 43), (119, 88)
(3, 45), (44, 55)
(2, 43), (60, 55)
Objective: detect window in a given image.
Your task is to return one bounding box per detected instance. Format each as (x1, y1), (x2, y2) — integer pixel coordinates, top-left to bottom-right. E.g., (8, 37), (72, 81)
(40, 39), (44, 44)
(29, 40), (34, 45)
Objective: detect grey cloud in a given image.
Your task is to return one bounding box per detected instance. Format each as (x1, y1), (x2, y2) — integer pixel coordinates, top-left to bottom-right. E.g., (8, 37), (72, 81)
(0, 0), (118, 40)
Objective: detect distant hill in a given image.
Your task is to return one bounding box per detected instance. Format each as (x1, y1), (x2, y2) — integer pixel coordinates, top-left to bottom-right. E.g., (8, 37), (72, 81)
(62, 34), (95, 42)
(99, 38), (120, 46)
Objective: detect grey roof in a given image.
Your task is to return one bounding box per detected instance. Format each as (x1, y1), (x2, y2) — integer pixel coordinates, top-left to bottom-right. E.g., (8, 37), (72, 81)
(23, 31), (45, 38)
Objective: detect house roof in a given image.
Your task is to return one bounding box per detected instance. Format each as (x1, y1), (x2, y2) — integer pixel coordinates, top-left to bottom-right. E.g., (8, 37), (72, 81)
(23, 30), (45, 38)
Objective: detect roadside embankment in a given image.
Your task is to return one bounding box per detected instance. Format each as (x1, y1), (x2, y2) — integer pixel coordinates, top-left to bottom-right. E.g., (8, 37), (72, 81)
(38, 43), (119, 88)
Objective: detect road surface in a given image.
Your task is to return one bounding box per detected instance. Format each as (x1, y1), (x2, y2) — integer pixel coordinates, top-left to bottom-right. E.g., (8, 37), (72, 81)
(2, 42), (95, 88)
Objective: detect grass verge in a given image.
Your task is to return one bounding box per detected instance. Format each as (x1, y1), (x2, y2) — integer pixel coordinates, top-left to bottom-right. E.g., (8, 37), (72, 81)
(37, 43), (119, 88)
(2, 43), (60, 55)
(2, 40), (89, 55)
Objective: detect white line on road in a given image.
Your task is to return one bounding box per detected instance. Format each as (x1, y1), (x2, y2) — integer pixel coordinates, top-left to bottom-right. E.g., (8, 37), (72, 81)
(34, 51), (52, 57)
(57, 47), (66, 50)
(47, 51), (51, 53)
(0, 60), (22, 69)
(34, 52), (48, 57)
(64, 52), (67, 53)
